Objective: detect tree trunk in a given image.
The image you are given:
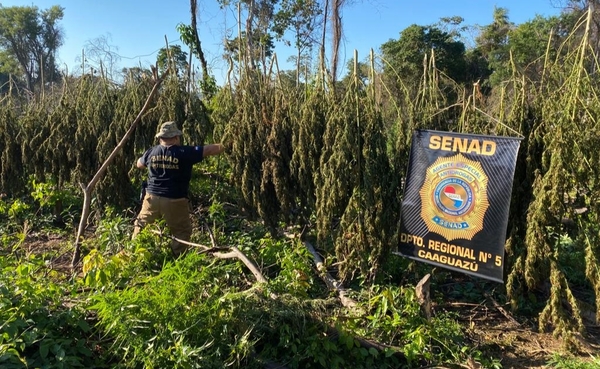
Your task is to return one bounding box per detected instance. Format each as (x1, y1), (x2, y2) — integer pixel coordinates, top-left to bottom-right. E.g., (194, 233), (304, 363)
(330, 0), (344, 84)
(189, 0), (211, 90)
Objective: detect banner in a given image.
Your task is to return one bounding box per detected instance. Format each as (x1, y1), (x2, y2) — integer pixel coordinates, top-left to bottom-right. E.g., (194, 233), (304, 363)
(395, 130), (521, 283)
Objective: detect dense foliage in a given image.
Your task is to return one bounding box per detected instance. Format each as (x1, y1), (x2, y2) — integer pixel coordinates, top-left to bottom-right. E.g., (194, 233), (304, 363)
(1, 1), (600, 368)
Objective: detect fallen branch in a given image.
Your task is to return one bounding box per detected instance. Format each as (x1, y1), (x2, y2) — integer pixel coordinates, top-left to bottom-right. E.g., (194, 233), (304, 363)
(151, 231), (267, 284)
(297, 236), (358, 309)
(484, 292), (520, 326)
(158, 231), (410, 363)
(71, 66), (167, 268)
(212, 247), (268, 283)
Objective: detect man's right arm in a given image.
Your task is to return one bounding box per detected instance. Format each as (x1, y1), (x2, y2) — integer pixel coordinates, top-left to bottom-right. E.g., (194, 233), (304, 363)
(136, 157), (146, 169)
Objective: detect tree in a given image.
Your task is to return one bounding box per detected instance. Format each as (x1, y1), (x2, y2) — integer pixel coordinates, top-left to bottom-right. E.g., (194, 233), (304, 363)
(177, 0), (215, 98)
(381, 24), (468, 85)
(474, 7), (514, 86)
(272, 0), (323, 86)
(218, 0), (324, 83)
(507, 15), (572, 82)
(561, 0), (600, 72)
(217, 0), (279, 71)
(0, 70), (10, 94)
(328, 0), (346, 84)
(463, 48), (491, 90)
(285, 52), (314, 85)
(0, 5), (64, 92)
(0, 49), (20, 93)
(339, 57), (369, 91)
(224, 30), (276, 69)
(121, 66), (152, 85)
(79, 34), (121, 80)
(156, 45), (189, 76)
(474, 8), (580, 87)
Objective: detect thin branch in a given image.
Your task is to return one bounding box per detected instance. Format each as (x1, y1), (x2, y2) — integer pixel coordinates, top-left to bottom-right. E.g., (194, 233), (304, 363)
(151, 231), (267, 284)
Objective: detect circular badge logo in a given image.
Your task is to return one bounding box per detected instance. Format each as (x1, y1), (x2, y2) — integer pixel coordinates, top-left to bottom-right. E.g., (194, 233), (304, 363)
(434, 178), (473, 216)
(420, 154), (489, 241)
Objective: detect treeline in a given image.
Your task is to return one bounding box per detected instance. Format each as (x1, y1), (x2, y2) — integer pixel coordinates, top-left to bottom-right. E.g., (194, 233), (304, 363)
(0, 1), (599, 342)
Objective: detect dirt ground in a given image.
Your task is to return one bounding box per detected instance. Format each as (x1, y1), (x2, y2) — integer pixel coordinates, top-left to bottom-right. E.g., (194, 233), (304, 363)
(446, 299), (600, 369)
(18, 234), (600, 369)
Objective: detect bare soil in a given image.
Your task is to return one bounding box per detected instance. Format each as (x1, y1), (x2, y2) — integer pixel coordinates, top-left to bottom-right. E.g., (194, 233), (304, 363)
(444, 298), (600, 368)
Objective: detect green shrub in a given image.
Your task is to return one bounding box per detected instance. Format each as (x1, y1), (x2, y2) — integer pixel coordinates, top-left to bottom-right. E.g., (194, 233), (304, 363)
(0, 256), (101, 368)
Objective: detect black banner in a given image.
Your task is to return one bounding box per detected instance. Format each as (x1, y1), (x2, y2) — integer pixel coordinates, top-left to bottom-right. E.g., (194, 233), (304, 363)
(395, 130), (521, 283)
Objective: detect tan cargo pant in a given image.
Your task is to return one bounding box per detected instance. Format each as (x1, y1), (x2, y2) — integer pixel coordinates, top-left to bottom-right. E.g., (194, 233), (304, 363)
(133, 194), (192, 257)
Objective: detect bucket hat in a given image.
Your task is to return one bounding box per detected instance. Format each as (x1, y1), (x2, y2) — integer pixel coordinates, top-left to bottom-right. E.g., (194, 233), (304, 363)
(155, 121), (183, 138)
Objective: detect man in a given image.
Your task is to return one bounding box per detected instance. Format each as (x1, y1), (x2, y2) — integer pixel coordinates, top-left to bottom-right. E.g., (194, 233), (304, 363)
(133, 121), (225, 256)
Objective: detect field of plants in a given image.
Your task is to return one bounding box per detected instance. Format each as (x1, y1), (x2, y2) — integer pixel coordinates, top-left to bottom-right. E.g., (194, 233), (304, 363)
(2, 1), (600, 368)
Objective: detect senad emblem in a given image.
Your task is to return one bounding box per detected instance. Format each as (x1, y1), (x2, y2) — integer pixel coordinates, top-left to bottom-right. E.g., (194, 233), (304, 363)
(419, 153), (489, 241)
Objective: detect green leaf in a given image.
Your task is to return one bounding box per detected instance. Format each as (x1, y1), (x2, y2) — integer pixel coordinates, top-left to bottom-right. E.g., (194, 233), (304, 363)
(39, 341), (50, 359)
(16, 264), (30, 277)
(76, 343), (92, 357)
(76, 319), (90, 333)
(56, 348), (65, 361)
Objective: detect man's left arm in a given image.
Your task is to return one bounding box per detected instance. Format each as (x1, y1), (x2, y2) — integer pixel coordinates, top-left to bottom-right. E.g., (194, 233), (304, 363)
(202, 144), (225, 157)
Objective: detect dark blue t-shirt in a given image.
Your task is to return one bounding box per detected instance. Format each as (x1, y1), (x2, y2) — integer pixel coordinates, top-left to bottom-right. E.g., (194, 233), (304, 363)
(140, 144), (204, 199)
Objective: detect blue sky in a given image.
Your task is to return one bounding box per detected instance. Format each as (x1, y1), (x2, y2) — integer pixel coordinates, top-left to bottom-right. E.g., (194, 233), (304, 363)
(6, 0), (564, 82)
